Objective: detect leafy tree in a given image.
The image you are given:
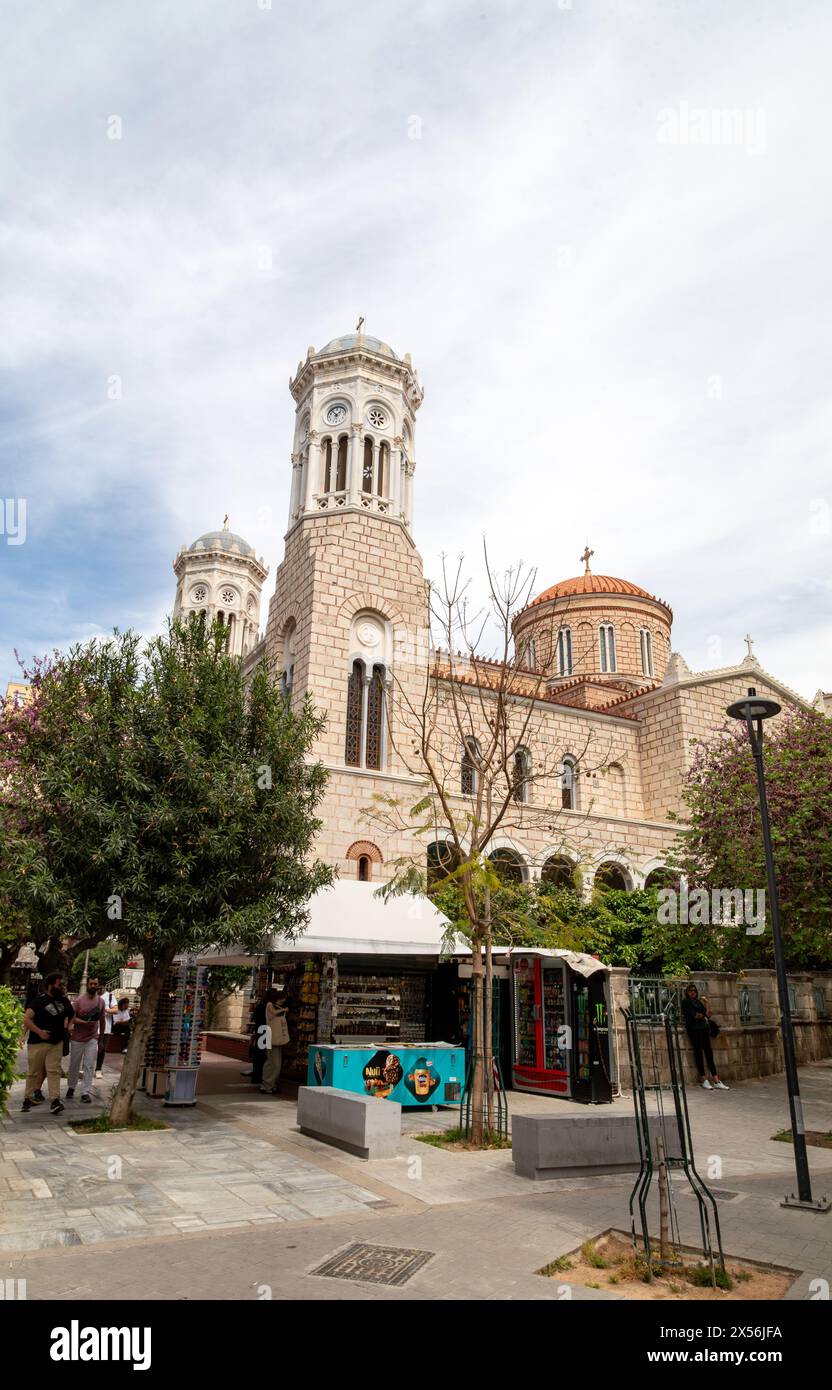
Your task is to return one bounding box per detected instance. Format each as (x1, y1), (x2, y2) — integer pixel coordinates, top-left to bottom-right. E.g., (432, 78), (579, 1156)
(205, 966), (252, 1028)
(0, 986), (23, 1116)
(2, 620), (333, 1125)
(664, 708), (832, 971)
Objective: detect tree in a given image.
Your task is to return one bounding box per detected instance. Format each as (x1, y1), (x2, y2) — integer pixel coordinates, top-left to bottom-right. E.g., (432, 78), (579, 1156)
(205, 966), (252, 1029)
(0, 986), (23, 1117)
(2, 619), (333, 1125)
(665, 707), (832, 971)
(369, 548), (615, 1143)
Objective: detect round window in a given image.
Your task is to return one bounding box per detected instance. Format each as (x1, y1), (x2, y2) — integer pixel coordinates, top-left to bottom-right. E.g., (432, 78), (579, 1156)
(191, 585), (207, 603)
(367, 407), (387, 429)
(221, 588), (236, 606)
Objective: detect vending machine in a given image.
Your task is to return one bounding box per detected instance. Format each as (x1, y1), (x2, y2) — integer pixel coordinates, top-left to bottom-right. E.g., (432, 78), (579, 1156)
(510, 951), (613, 1103)
(511, 954), (570, 1096)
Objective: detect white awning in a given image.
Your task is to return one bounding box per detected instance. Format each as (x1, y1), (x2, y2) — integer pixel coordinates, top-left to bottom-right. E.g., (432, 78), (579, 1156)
(196, 880), (466, 964)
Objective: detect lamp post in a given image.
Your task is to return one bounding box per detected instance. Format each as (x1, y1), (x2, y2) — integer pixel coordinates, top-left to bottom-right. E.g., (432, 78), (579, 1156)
(726, 688), (829, 1212)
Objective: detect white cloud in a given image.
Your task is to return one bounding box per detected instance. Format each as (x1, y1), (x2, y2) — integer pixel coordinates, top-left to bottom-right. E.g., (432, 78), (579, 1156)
(1, 0), (830, 698)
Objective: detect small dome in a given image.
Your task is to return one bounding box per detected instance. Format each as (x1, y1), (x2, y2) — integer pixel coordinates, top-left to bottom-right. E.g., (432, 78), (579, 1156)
(189, 530), (254, 557)
(316, 333), (398, 361)
(530, 574), (670, 611)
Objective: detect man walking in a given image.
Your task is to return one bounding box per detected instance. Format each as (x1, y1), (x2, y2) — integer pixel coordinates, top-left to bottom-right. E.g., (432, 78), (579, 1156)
(22, 973), (73, 1115)
(67, 976), (106, 1103)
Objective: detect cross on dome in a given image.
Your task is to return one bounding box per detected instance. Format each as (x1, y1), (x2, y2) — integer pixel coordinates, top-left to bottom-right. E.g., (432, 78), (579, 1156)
(580, 544), (594, 575)
(744, 633), (755, 659)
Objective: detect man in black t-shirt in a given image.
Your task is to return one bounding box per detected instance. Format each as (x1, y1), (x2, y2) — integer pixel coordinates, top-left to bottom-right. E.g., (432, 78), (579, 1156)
(22, 973), (73, 1114)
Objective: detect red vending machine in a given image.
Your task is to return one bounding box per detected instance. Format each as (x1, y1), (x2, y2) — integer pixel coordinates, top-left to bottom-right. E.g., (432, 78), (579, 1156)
(511, 953), (570, 1096)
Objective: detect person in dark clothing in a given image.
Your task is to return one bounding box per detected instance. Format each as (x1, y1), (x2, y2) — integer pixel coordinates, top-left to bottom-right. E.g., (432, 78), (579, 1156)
(22, 972), (74, 1114)
(241, 994), (270, 1086)
(681, 984), (729, 1091)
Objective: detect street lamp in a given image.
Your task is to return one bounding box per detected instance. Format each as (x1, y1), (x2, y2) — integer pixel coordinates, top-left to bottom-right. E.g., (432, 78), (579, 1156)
(726, 687), (830, 1212)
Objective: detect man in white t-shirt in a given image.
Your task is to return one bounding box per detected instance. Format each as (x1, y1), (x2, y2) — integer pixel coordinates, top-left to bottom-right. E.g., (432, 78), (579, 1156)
(96, 983), (120, 1076)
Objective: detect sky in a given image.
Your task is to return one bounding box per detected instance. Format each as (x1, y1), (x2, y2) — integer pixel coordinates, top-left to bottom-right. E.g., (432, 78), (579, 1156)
(1, 0), (830, 699)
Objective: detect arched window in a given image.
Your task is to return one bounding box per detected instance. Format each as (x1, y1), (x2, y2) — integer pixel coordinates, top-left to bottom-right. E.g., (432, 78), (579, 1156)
(427, 840), (460, 886)
(345, 659), (364, 767)
(344, 660), (387, 770)
(512, 748), (530, 804)
(346, 840), (383, 878)
(488, 848), (525, 884)
(362, 437), (374, 493)
(322, 438), (333, 492)
(461, 737), (480, 795)
(557, 627), (573, 676)
(365, 665), (385, 770)
(526, 637), (537, 669)
(599, 624), (616, 673)
(358, 855), (371, 882)
(640, 628), (654, 677)
(561, 755), (577, 810)
(595, 861), (629, 891)
(644, 867), (679, 891)
(377, 441), (388, 496)
(336, 436), (348, 492)
(541, 856), (576, 889)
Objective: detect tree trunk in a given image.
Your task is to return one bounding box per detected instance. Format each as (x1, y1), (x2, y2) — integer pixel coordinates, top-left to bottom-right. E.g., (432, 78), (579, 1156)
(469, 931), (484, 1147)
(108, 947), (175, 1127)
(38, 936), (71, 979)
(656, 1133), (670, 1266)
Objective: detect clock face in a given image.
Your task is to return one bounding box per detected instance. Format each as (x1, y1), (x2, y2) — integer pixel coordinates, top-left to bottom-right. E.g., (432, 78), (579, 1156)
(326, 403), (347, 425)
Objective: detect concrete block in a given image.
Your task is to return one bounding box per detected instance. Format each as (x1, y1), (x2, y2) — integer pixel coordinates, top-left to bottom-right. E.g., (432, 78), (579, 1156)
(296, 1086), (401, 1160)
(513, 1112), (683, 1180)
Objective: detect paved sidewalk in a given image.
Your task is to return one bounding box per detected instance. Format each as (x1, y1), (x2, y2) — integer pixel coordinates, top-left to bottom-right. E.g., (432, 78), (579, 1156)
(2, 1056), (830, 1298)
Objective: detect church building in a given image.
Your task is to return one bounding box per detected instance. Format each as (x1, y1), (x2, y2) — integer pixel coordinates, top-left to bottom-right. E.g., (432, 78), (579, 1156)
(172, 330), (807, 896)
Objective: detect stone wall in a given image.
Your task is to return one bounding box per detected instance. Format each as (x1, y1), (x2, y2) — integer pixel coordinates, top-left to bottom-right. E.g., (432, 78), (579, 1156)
(610, 967), (832, 1090)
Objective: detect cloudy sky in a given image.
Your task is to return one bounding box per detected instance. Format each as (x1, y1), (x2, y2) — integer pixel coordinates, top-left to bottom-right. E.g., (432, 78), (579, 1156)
(2, 0), (830, 698)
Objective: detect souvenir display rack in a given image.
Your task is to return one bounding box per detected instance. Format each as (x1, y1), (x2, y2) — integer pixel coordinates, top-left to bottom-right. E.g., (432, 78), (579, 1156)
(270, 958), (321, 1078)
(145, 958), (208, 1105)
(336, 972), (402, 1039)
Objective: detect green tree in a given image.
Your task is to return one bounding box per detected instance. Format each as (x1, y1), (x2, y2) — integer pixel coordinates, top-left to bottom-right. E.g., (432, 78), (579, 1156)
(205, 966), (252, 1029)
(2, 620), (333, 1126)
(664, 708), (832, 971)
(0, 986), (23, 1116)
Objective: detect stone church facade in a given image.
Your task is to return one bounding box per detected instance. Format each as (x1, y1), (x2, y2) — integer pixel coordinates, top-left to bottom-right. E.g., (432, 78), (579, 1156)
(172, 330), (808, 893)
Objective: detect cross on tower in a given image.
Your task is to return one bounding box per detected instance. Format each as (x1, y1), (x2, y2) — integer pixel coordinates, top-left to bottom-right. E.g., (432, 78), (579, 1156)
(356, 315), (365, 333)
(580, 545), (594, 575)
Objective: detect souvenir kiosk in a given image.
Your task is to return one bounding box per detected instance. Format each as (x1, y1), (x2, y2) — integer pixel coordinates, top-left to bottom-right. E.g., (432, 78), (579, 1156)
(510, 949), (613, 1103)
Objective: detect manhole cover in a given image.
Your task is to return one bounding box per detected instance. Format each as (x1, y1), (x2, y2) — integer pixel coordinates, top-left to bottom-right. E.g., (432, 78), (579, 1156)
(311, 1242), (435, 1287)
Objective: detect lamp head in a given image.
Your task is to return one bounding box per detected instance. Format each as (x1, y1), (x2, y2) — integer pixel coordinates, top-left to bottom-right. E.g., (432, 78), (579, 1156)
(726, 686), (781, 723)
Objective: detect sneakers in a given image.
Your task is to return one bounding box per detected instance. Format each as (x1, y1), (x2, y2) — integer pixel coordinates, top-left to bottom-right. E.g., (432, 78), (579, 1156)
(33, 1089), (45, 1102)
(66, 1087), (75, 1100)
(713, 1079), (730, 1090)
(80, 1094), (92, 1104)
(701, 1079), (713, 1090)
(95, 1070), (103, 1078)
(21, 1098), (33, 1112)
(50, 1099), (65, 1115)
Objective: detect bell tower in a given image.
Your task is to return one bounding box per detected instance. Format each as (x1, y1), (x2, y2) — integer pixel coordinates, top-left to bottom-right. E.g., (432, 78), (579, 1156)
(285, 331), (423, 533)
(263, 330), (429, 787)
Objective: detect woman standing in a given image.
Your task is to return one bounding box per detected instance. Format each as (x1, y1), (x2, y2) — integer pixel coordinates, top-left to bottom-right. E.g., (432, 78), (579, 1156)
(260, 989), (290, 1095)
(681, 983), (729, 1091)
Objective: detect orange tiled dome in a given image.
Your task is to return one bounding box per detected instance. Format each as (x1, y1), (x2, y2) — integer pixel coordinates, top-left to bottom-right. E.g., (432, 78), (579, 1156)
(531, 574), (668, 608)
